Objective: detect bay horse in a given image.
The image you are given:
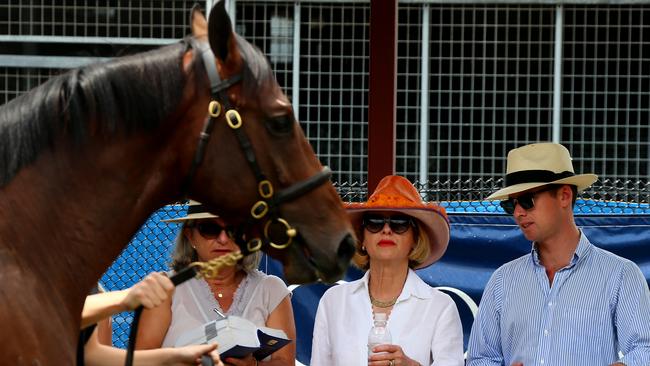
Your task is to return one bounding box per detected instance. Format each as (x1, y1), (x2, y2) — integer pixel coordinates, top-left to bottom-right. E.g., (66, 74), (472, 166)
(0, 2), (355, 364)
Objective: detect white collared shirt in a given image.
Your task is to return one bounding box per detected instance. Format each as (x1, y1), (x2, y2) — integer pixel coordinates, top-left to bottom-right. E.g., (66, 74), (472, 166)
(310, 269), (464, 366)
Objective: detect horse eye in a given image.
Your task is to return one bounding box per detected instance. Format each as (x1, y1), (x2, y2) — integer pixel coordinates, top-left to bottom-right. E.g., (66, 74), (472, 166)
(265, 115), (293, 135)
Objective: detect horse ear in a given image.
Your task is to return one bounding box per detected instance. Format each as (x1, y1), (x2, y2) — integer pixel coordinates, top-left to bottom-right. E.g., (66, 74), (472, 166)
(190, 4), (208, 38)
(207, 0), (233, 62)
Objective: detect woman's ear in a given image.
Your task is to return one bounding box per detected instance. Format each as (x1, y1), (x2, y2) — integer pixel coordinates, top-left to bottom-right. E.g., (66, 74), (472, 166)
(182, 226), (193, 242)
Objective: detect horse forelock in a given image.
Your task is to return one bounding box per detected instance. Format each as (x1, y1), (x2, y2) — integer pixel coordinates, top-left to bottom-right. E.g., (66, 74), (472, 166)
(235, 34), (278, 101)
(0, 42), (191, 187)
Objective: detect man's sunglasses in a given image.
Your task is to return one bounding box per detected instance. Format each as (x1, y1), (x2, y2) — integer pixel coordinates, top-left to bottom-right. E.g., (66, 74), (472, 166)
(500, 186), (557, 215)
(192, 222), (234, 239)
(362, 215), (415, 234)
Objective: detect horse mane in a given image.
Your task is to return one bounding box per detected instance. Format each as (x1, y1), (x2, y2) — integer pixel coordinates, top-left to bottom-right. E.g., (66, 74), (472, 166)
(0, 42), (191, 187)
(0, 35), (272, 187)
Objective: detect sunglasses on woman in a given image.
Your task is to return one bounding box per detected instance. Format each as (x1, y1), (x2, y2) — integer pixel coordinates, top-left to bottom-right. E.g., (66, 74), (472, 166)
(500, 186), (557, 215)
(362, 215), (415, 234)
(192, 222), (234, 239)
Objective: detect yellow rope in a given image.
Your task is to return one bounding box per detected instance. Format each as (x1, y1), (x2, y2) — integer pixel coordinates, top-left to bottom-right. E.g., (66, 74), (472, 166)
(188, 251), (244, 279)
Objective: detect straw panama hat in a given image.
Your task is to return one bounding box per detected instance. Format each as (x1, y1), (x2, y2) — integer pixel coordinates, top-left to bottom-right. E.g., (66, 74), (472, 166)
(161, 200), (217, 223)
(486, 142), (598, 201)
(346, 175), (450, 269)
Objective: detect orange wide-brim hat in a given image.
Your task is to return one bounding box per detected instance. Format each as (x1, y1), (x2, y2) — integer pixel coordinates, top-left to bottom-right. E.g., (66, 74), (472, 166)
(346, 175), (450, 269)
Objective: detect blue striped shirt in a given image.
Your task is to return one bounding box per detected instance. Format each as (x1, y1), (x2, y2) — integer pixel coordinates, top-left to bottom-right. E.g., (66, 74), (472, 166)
(467, 232), (650, 366)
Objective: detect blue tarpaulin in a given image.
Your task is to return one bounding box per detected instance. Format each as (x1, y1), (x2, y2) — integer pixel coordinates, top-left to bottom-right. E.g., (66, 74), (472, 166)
(102, 210), (650, 365)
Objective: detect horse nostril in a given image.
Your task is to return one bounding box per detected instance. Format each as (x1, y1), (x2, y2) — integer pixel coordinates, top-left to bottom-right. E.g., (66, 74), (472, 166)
(337, 233), (356, 265)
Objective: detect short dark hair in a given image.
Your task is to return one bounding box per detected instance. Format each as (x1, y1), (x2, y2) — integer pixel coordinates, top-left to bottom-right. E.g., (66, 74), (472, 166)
(546, 184), (578, 207)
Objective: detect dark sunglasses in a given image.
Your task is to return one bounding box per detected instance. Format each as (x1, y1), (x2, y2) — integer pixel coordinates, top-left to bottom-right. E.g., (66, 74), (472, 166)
(362, 215), (415, 234)
(193, 222), (233, 239)
(500, 186), (557, 215)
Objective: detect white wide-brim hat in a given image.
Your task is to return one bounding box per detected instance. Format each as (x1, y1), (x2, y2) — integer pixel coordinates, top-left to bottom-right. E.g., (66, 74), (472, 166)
(161, 200), (218, 223)
(486, 142), (598, 201)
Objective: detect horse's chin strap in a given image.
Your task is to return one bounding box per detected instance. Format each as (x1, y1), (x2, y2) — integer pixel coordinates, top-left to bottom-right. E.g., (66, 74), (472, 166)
(182, 37), (333, 255)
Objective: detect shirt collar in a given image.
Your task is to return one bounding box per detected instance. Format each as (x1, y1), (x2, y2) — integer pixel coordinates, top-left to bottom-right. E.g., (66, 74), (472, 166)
(353, 268), (432, 301)
(531, 230), (592, 267)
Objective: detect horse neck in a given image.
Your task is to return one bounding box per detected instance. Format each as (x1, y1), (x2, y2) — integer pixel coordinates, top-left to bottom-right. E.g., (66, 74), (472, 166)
(0, 127), (191, 315)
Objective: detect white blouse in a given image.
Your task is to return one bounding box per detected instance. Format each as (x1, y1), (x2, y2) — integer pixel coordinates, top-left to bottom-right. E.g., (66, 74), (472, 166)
(310, 269), (464, 366)
(162, 269), (290, 347)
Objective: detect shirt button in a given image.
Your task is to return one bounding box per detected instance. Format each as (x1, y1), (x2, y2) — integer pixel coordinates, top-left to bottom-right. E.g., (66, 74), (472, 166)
(547, 302), (553, 307)
(540, 359), (545, 364)
(544, 329), (549, 336)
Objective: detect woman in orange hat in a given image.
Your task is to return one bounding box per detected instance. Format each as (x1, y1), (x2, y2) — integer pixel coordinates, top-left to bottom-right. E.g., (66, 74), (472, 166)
(310, 175), (464, 366)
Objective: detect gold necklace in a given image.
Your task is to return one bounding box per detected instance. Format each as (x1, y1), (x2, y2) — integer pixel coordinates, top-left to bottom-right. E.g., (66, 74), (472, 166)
(369, 292), (398, 308)
(368, 270), (407, 308)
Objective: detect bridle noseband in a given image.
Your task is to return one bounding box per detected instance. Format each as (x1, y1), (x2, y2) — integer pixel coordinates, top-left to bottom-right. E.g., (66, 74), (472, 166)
(183, 37), (332, 254)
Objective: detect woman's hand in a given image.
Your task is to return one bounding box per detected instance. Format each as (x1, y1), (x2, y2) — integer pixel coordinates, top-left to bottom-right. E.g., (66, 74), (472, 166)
(223, 354), (258, 366)
(165, 343), (224, 366)
(368, 344), (421, 366)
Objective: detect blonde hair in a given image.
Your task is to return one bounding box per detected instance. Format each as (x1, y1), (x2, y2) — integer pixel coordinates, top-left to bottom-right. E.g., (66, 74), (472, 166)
(351, 217), (430, 270)
(169, 221), (262, 272)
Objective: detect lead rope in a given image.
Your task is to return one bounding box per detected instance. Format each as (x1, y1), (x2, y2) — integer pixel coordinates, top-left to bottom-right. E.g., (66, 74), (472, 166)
(125, 252), (244, 366)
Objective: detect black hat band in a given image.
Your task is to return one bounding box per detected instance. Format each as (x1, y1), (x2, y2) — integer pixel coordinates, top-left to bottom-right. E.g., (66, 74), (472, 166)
(505, 170), (575, 187)
(186, 204), (207, 215)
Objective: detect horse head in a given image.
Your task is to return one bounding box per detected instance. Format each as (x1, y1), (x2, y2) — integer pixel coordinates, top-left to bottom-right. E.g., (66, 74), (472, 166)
(180, 2), (355, 284)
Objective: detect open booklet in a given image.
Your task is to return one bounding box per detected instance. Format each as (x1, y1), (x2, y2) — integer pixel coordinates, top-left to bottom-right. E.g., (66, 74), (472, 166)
(173, 315), (292, 360)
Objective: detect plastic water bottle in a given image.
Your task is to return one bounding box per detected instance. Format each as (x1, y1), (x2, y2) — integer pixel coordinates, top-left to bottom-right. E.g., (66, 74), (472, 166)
(367, 312), (392, 356)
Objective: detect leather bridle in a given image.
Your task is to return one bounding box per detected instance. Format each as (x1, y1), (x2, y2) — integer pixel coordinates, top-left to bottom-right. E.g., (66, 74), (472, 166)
(123, 37), (332, 366)
(183, 37), (332, 255)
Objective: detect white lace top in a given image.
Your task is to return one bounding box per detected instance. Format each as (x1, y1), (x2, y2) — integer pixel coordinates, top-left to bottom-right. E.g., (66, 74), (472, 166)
(162, 269), (290, 347)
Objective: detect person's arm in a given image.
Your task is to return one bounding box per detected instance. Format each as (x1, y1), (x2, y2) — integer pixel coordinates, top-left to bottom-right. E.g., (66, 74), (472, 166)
(85, 327), (223, 366)
(82, 272), (174, 329)
(134, 294), (173, 349)
(430, 297), (465, 366)
(466, 270), (505, 366)
(611, 262), (650, 366)
(223, 295), (296, 366)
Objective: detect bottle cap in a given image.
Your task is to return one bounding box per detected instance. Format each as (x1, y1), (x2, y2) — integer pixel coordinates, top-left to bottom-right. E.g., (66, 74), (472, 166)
(373, 312), (387, 321)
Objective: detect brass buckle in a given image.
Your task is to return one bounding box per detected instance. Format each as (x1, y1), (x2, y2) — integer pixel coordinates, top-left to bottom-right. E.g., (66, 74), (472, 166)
(258, 180), (273, 199)
(251, 201), (269, 219)
(247, 238), (263, 252)
(226, 109), (242, 129)
(208, 101), (222, 118)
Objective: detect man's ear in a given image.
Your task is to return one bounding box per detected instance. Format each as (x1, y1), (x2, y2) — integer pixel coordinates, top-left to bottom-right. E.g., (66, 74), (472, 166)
(558, 185), (574, 208)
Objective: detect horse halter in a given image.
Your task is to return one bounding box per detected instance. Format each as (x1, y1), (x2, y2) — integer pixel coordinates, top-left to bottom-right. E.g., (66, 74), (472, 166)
(183, 37), (332, 255)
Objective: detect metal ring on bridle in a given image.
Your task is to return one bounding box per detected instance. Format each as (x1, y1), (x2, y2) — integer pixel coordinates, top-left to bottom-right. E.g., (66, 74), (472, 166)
(258, 180), (274, 199)
(265, 218), (297, 249)
(226, 109), (242, 129)
(247, 238), (263, 252)
(251, 201), (269, 219)
(208, 100), (222, 117)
